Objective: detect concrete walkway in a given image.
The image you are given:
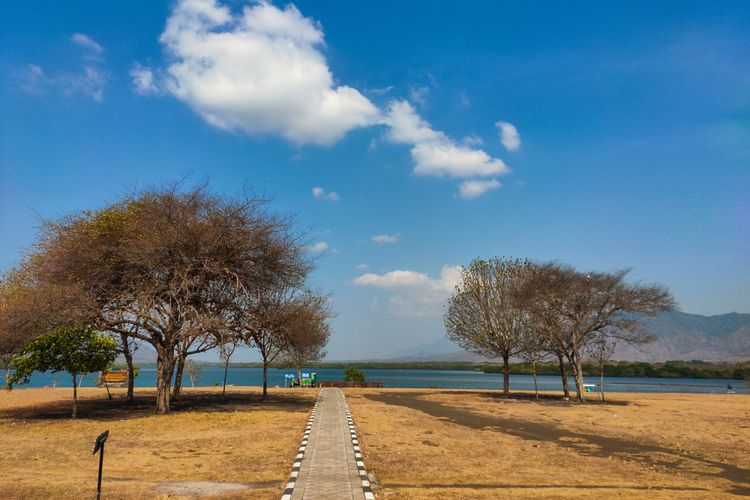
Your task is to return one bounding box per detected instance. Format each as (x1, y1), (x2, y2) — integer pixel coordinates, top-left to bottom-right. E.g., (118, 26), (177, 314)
(286, 388), (369, 500)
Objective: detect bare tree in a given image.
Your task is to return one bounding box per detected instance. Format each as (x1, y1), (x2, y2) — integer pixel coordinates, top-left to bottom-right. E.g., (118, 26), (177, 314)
(519, 329), (549, 399)
(279, 293), (331, 380)
(218, 333), (240, 398)
(520, 263), (674, 401)
(27, 184), (305, 413)
(586, 333), (617, 402)
(231, 282), (313, 400)
(445, 258), (532, 396)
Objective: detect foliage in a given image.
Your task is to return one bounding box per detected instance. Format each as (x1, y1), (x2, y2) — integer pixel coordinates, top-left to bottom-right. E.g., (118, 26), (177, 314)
(9, 327), (117, 387)
(344, 368), (366, 383)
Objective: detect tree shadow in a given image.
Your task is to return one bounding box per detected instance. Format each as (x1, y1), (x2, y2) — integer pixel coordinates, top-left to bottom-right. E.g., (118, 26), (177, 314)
(427, 390), (630, 407)
(364, 391), (750, 496)
(0, 389), (315, 421)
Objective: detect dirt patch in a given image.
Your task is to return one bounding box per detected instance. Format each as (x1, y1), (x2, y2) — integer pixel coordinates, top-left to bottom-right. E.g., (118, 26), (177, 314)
(154, 480), (279, 497)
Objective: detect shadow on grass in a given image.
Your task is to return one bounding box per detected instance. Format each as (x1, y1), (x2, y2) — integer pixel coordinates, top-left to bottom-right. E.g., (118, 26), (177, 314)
(426, 390), (630, 407)
(385, 482), (710, 492)
(364, 391), (750, 496)
(1, 389), (315, 421)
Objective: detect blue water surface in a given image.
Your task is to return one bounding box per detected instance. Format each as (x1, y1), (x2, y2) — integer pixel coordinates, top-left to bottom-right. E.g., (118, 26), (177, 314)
(12, 367), (748, 394)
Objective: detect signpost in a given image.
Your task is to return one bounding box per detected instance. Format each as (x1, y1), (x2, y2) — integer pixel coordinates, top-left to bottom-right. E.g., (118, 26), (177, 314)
(92, 430), (109, 500)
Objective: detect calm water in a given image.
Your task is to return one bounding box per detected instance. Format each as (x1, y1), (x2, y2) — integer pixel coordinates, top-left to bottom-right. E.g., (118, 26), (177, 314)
(12, 367), (749, 394)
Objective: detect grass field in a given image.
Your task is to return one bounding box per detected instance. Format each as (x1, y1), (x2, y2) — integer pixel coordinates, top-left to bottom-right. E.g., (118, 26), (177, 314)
(345, 389), (750, 499)
(0, 387), (317, 499)
(3, 387), (748, 499)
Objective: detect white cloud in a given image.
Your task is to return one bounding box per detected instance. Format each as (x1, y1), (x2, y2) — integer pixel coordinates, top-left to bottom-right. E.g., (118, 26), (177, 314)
(458, 179), (501, 199)
(308, 241), (329, 253)
(354, 263), (369, 270)
(372, 234), (398, 244)
(20, 32), (107, 101)
(409, 85), (429, 106)
(71, 33), (103, 58)
(312, 186), (340, 201)
(130, 63), (160, 95)
(496, 121), (521, 151)
(155, 0), (379, 145)
(353, 265), (462, 316)
(21, 63), (106, 101)
(462, 134), (483, 146)
(385, 100), (510, 178)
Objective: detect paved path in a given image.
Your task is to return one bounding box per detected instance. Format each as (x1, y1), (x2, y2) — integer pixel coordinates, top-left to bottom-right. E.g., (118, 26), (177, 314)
(286, 388), (370, 500)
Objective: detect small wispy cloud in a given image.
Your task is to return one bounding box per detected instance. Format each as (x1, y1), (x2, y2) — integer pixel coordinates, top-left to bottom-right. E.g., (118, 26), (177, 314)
(496, 121), (521, 152)
(308, 241), (330, 253)
(20, 33), (107, 101)
(355, 263), (369, 270)
(130, 63), (160, 95)
(312, 186), (340, 202)
(71, 33), (104, 59)
(409, 85), (430, 106)
(458, 179), (501, 199)
(372, 234), (399, 244)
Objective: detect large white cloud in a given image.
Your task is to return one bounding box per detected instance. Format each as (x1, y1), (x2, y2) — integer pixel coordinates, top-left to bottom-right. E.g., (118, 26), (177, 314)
(156, 0), (379, 145)
(385, 100), (509, 178)
(353, 265), (462, 316)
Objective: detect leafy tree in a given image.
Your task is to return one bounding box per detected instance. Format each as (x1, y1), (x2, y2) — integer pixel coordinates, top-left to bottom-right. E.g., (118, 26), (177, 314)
(9, 327), (117, 418)
(344, 368), (365, 383)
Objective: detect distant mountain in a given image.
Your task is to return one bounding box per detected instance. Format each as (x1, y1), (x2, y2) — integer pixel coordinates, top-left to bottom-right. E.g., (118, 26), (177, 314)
(614, 311), (750, 362)
(379, 311), (750, 363)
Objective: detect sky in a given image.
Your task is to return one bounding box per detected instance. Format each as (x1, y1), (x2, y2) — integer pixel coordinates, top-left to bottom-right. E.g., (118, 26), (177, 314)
(1, 1), (748, 361)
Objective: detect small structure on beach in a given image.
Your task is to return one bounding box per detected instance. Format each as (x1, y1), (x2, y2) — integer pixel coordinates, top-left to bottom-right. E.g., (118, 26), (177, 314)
(285, 372), (317, 388)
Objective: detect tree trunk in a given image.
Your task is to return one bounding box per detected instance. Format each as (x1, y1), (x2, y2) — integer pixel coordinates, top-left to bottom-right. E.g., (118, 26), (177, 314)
(296, 366), (302, 381)
(571, 352), (585, 401)
(557, 353), (570, 398)
(3, 362), (10, 388)
(262, 359), (269, 400)
(121, 333), (135, 402)
(532, 360), (539, 399)
(600, 360), (605, 403)
(172, 352), (186, 401)
(502, 354), (510, 397)
(71, 373), (78, 419)
(222, 357), (230, 398)
(155, 348), (175, 414)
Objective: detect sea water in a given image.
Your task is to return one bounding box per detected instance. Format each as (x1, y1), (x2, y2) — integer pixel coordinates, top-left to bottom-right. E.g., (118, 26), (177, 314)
(12, 367), (749, 394)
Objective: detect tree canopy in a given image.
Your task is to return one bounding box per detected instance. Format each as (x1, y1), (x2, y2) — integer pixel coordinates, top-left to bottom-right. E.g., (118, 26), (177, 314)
(9, 327), (117, 417)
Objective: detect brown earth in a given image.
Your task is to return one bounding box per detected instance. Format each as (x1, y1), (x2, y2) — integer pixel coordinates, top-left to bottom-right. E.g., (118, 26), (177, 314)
(344, 389), (750, 499)
(0, 387), (317, 499)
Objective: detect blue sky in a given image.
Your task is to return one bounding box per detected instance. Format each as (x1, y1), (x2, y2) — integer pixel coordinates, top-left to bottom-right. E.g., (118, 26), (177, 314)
(1, 1), (748, 360)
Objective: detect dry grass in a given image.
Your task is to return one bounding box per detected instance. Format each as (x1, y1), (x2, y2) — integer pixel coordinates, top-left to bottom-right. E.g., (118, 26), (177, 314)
(0, 387), (317, 499)
(345, 389), (750, 499)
